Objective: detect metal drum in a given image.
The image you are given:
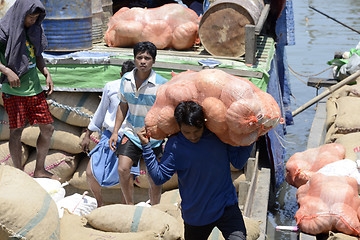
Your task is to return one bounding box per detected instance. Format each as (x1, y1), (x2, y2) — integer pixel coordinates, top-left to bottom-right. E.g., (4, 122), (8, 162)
(41, 0), (92, 52)
(92, 0), (104, 43)
(199, 0), (264, 57)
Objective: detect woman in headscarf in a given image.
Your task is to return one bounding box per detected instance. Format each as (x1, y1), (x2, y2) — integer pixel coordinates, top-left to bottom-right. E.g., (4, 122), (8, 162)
(0, 0), (59, 180)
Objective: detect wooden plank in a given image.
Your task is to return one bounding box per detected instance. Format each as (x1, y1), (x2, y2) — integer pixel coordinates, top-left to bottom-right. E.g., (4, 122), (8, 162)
(255, 4), (270, 35)
(307, 77), (338, 88)
(245, 24), (257, 65)
(306, 99), (327, 149)
(250, 167), (270, 240)
(44, 57), (264, 79)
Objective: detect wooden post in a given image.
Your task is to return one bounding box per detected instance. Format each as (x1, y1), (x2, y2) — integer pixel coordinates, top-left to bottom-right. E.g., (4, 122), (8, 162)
(245, 24), (256, 65)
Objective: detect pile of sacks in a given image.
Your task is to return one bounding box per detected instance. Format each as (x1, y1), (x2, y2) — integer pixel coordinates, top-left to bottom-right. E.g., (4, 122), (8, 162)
(104, 3), (199, 50)
(325, 77), (360, 160)
(0, 91), (101, 184)
(0, 165), (261, 240)
(285, 143), (360, 237)
(145, 69), (283, 146)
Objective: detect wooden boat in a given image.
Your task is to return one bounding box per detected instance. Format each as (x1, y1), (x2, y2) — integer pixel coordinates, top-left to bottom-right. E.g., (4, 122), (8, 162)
(298, 71), (360, 239)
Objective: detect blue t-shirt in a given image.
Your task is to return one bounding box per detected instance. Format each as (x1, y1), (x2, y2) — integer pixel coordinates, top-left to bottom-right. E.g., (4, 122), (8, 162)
(142, 128), (254, 226)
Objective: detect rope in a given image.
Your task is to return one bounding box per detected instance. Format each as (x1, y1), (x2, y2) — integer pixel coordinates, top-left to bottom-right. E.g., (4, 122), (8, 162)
(288, 64), (334, 88)
(47, 99), (93, 119)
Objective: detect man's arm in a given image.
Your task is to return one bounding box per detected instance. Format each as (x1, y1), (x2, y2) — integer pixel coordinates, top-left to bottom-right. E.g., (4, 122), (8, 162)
(228, 143), (255, 170)
(109, 102), (128, 151)
(36, 55), (53, 96)
(137, 128), (176, 185)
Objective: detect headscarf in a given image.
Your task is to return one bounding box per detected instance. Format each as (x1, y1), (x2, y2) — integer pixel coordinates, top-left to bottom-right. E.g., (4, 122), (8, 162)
(0, 0), (48, 83)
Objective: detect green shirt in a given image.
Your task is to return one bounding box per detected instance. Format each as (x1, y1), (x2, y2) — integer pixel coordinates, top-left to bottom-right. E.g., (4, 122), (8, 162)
(0, 36), (43, 96)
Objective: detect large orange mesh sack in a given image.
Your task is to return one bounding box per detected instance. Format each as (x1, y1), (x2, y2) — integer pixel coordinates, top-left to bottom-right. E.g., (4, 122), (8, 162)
(104, 4), (199, 50)
(295, 173), (360, 236)
(285, 143), (346, 188)
(145, 69), (283, 146)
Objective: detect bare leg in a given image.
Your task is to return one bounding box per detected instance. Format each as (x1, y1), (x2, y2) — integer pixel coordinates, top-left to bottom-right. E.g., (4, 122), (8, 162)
(33, 123), (59, 180)
(147, 171), (162, 205)
(118, 155), (135, 205)
(86, 158), (103, 207)
(9, 128), (24, 170)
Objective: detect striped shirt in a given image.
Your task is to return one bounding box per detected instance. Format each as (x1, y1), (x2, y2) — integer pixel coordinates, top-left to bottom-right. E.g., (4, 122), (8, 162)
(119, 68), (168, 148)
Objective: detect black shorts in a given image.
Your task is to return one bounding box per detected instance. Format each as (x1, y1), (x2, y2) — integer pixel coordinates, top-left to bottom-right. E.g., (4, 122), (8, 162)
(115, 134), (163, 167)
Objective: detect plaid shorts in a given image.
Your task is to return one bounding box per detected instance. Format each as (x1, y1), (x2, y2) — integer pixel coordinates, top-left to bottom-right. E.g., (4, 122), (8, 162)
(2, 92), (53, 129)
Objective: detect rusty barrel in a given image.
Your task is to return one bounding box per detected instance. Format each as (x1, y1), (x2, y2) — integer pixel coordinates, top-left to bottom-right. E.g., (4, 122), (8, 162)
(41, 0), (92, 51)
(199, 0), (264, 57)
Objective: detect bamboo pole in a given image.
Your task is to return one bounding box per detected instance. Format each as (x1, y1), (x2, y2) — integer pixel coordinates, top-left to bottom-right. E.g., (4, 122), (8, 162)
(292, 71), (360, 117)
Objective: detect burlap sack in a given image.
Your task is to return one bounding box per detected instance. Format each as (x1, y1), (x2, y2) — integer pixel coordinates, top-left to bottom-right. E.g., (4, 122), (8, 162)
(68, 155), (90, 190)
(152, 203), (184, 238)
(0, 106), (9, 141)
(325, 123), (343, 144)
(85, 204), (182, 240)
(0, 141), (29, 167)
(327, 231), (359, 240)
(21, 118), (83, 154)
(48, 92), (100, 127)
(334, 96), (360, 133)
(135, 160), (178, 190)
(208, 216), (260, 240)
(24, 149), (79, 182)
(335, 132), (360, 161)
(326, 97), (337, 131)
(0, 165), (60, 239)
(160, 189), (181, 205)
(79, 130), (100, 152)
(60, 209), (160, 240)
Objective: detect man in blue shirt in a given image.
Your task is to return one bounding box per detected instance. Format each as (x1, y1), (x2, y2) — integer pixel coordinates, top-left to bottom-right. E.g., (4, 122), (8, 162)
(137, 101), (253, 240)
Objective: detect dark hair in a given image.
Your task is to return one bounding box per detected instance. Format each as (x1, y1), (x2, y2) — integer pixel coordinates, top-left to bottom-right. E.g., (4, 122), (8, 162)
(121, 60), (135, 76)
(174, 101), (205, 128)
(133, 41), (157, 60)
(31, 7), (44, 15)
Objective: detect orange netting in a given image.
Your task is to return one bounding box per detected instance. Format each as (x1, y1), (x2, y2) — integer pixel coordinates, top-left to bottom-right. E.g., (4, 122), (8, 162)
(285, 143), (346, 188)
(295, 173), (360, 236)
(104, 3), (199, 50)
(145, 69), (283, 146)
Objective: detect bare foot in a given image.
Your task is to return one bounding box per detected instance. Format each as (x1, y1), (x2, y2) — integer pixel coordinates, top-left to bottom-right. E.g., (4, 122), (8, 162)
(33, 170), (61, 181)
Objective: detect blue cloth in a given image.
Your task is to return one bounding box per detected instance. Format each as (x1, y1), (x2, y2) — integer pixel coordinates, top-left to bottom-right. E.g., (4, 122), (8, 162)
(266, 57), (286, 188)
(89, 130), (140, 187)
(142, 128), (253, 226)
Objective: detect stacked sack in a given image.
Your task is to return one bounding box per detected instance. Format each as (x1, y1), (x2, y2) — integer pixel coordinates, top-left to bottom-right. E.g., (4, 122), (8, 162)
(145, 69), (283, 146)
(0, 91), (101, 183)
(325, 77), (360, 160)
(285, 143), (360, 236)
(104, 3), (199, 50)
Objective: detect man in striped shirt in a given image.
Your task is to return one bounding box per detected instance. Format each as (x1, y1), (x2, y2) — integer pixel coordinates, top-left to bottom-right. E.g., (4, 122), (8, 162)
(109, 41), (168, 205)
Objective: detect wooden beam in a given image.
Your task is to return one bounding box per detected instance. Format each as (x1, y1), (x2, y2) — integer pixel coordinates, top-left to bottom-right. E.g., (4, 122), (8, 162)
(44, 57), (263, 79)
(245, 24), (257, 65)
(255, 4), (270, 35)
(307, 77), (338, 88)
